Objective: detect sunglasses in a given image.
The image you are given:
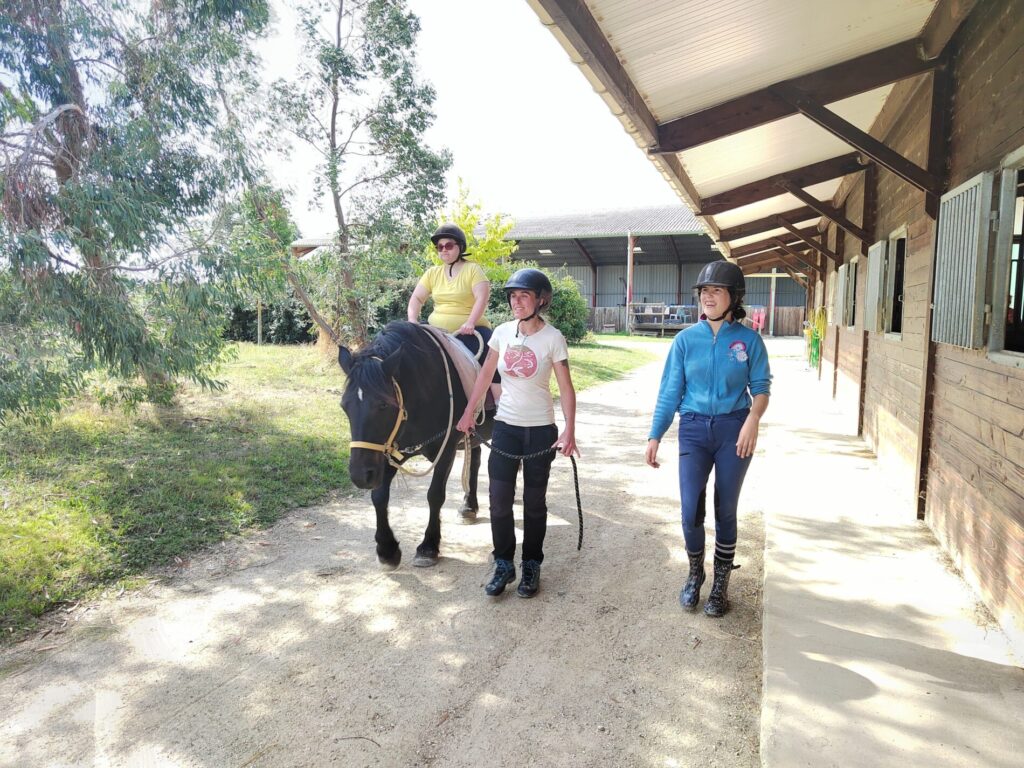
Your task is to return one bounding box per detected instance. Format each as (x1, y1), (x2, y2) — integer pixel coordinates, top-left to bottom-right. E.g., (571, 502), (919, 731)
(436, 241), (458, 252)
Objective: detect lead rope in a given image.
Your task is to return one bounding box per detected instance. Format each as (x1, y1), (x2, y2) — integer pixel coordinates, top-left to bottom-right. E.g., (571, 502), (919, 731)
(476, 437), (584, 551)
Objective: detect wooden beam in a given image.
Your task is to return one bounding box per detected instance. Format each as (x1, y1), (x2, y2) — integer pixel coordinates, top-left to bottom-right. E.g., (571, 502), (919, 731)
(925, 58), (953, 218)
(772, 83), (943, 195)
(772, 238), (822, 275)
(572, 238), (597, 270)
(918, 0), (979, 60)
(718, 206), (819, 242)
(735, 250), (802, 270)
(654, 41), (940, 153)
(731, 228), (817, 259)
(777, 179), (872, 244)
(777, 219), (843, 264)
(783, 267), (809, 289)
(699, 153), (867, 216)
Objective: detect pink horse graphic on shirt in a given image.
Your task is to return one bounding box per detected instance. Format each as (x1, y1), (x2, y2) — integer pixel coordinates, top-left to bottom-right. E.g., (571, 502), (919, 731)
(504, 346), (538, 378)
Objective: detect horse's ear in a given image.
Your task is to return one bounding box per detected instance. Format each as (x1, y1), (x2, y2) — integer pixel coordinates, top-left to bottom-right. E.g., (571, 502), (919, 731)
(338, 346), (353, 374)
(380, 347), (403, 379)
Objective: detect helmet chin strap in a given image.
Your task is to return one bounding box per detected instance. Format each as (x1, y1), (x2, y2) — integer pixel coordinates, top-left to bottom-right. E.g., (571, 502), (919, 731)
(515, 297), (546, 334)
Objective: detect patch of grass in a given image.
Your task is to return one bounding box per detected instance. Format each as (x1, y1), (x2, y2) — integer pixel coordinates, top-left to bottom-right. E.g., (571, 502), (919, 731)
(562, 341), (658, 393)
(0, 339), (654, 636)
(1, 343), (350, 634)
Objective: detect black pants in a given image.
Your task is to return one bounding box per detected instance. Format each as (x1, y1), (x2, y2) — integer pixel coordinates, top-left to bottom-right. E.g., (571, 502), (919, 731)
(488, 420), (558, 563)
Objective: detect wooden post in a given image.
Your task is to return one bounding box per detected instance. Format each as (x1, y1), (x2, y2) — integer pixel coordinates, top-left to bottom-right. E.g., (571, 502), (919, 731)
(768, 268), (778, 337)
(257, 300), (263, 346)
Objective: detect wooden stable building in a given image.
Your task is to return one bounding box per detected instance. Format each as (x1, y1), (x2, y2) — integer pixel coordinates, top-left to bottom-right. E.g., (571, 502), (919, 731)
(526, 0), (1024, 650)
(505, 205), (806, 333)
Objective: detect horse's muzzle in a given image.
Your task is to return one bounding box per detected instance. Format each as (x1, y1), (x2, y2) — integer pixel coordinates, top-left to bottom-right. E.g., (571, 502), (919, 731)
(349, 450), (386, 490)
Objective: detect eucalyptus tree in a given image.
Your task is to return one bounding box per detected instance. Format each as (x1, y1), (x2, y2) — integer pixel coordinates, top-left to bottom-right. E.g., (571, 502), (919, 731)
(271, 0), (451, 347)
(0, 0), (274, 422)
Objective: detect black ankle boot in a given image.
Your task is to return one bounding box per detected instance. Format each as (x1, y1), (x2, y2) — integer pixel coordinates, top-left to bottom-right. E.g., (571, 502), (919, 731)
(679, 550), (706, 610)
(517, 560), (541, 598)
(704, 558), (734, 617)
(485, 559), (516, 596)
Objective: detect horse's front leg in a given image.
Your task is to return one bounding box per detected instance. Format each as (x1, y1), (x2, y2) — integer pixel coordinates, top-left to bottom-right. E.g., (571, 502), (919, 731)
(412, 443), (457, 567)
(457, 445), (481, 524)
(372, 464), (402, 568)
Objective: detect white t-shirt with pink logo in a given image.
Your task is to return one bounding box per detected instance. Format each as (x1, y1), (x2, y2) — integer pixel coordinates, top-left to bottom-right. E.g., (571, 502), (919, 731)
(488, 320), (568, 427)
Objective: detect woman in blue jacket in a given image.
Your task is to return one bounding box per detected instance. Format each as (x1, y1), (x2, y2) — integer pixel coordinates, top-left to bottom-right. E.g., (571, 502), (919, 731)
(645, 261), (771, 617)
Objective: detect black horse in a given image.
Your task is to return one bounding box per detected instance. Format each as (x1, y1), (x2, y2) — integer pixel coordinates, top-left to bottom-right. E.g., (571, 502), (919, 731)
(338, 321), (491, 568)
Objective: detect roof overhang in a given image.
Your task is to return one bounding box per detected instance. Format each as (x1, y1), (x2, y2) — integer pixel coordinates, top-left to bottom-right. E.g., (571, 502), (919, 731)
(525, 0), (976, 273)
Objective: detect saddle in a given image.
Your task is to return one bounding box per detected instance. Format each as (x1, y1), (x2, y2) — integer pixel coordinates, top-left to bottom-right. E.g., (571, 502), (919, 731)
(417, 325), (493, 415)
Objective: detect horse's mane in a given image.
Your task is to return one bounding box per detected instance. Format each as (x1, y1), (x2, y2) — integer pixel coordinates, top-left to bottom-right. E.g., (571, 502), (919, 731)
(345, 322), (443, 406)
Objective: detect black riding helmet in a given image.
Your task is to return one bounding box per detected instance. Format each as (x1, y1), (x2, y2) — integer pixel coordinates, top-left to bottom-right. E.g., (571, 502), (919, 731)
(504, 268), (553, 308)
(504, 268), (553, 324)
(430, 223), (470, 258)
(694, 260), (746, 321)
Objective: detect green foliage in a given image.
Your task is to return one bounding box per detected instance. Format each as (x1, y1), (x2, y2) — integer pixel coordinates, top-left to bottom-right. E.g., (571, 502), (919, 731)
(0, 0), (277, 423)
(270, 0), (451, 346)
(548, 273), (591, 343)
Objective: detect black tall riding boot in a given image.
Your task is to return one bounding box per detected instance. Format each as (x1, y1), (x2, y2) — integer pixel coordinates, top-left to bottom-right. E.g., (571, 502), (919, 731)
(679, 550), (706, 610)
(703, 557), (734, 618)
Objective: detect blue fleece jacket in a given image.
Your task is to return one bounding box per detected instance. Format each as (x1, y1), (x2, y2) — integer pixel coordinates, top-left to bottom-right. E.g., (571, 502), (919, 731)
(648, 320), (772, 441)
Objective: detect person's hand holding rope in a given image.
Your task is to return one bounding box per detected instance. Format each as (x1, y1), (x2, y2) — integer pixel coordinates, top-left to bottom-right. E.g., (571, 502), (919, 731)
(455, 408), (476, 435)
(553, 428), (579, 458)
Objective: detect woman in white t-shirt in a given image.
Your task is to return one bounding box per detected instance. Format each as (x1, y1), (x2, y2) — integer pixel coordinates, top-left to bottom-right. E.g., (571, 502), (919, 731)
(457, 268), (578, 598)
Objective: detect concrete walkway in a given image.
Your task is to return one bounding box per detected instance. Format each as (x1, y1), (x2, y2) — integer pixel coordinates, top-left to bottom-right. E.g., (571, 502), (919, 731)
(755, 338), (1024, 768)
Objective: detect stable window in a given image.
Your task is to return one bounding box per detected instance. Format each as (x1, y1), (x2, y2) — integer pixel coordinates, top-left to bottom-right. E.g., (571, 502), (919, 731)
(864, 241), (886, 333)
(885, 233), (907, 335)
(843, 257), (858, 327)
(990, 163), (1024, 359)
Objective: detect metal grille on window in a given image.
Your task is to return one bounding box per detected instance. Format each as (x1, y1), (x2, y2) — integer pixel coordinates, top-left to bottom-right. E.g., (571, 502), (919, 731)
(932, 172), (994, 348)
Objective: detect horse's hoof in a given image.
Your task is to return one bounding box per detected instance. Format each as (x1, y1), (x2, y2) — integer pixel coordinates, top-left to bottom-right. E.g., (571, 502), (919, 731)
(378, 548), (402, 569)
(458, 510), (478, 525)
(412, 553), (439, 568)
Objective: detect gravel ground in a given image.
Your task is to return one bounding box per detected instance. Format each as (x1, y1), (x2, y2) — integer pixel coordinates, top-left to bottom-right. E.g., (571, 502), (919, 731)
(0, 338), (770, 768)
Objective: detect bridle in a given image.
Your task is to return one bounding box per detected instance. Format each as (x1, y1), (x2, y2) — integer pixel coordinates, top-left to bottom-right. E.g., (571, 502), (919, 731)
(347, 325), (463, 478)
(348, 370), (409, 464)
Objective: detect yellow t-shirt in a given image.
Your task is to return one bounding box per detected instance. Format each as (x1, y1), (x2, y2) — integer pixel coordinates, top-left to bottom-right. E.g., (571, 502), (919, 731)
(419, 261), (491, 332)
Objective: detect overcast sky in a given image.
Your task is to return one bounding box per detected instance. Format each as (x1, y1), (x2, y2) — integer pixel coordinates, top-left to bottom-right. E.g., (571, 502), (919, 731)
(263, 0), (680, 237)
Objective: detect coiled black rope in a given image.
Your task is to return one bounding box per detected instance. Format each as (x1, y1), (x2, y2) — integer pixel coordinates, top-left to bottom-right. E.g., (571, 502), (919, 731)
(478, 438), (584, 551)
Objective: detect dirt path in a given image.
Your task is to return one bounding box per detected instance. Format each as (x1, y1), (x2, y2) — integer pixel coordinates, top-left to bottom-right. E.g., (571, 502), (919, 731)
(0, 339), (772, 768)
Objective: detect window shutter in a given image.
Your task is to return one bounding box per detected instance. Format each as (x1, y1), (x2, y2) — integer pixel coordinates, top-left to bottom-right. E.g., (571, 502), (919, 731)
(835, 264), (847, 327)
(864, 241), (887, 333)
(932, 172), (994, 348)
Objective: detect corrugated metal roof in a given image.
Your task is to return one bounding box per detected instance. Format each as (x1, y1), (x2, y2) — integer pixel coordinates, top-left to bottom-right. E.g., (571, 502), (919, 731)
(527, 0), (939, 262)
(594, 0), (934, 122)
(504, 204), (702, 239)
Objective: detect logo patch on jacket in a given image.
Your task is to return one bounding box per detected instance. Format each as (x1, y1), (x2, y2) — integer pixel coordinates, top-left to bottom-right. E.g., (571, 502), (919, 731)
(729, 340), (748, 363)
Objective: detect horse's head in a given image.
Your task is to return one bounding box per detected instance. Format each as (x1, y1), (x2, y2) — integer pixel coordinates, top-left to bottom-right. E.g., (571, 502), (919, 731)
(339, 344), (404, 489)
